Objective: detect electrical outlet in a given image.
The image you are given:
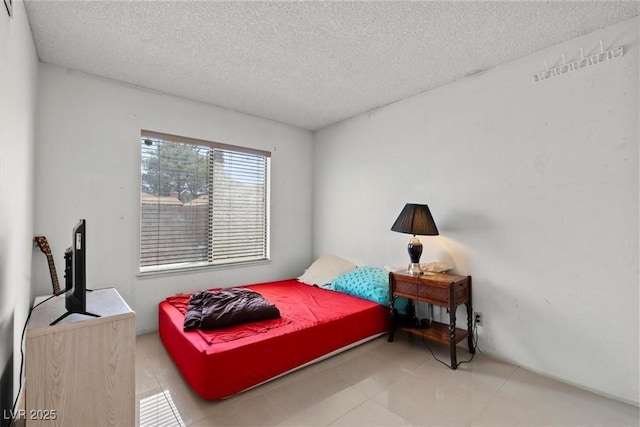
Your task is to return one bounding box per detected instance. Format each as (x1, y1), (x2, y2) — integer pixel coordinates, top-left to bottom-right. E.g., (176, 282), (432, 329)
(474, 312), (483, 326)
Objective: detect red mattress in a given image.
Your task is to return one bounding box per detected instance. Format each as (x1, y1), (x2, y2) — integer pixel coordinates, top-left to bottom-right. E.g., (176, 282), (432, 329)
(158, 279), (388, 400)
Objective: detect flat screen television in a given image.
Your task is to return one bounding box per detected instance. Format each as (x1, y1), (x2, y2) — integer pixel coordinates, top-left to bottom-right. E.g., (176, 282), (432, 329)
(67, 219), (86, 311)
(50, 219), (99, 325)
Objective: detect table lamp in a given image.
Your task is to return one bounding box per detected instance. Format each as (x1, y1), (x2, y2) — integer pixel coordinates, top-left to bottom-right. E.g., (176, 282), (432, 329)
(391, 203), (439, 275)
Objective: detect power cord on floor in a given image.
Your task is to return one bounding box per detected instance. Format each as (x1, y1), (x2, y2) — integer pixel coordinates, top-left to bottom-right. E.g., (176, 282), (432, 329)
(412, 283), (481, 370)
(8, 294), (57, 427)
(417, 311), (480, 369)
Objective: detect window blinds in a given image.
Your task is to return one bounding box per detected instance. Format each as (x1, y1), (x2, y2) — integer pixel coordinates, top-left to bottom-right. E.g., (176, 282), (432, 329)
(140, 131), (270, 271)
(209, 150), (269, 263)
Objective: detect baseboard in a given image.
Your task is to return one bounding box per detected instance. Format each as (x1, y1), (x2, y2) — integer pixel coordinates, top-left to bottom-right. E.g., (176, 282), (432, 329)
(480, 349), (639, 408)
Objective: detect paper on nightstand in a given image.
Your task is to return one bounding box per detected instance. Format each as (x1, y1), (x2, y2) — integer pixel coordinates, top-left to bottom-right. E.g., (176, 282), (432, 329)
(420, 261), (451, 273)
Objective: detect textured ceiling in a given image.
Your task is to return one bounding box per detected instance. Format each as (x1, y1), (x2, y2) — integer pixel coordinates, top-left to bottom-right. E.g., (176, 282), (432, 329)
(24, 1), (639, 130)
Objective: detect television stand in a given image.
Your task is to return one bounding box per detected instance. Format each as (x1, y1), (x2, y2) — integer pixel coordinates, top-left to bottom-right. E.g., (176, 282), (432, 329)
(25, 288), (135, 426)
(49, 309), (100, 326)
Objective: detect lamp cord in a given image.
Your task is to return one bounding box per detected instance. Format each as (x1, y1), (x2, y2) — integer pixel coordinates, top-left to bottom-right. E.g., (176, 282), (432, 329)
(413, 283), (481, 369)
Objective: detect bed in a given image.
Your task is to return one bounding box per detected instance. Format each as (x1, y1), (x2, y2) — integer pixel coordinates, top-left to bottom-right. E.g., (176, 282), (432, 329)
(158, 277), (389, 400)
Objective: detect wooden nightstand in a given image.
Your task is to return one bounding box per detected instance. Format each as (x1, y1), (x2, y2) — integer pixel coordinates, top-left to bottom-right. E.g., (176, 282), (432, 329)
(388, 271), (474, 369)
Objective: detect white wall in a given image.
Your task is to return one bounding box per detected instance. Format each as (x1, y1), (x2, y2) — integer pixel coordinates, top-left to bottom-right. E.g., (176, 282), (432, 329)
(32, 65), (314, 334)
(313, 18), (639, 405)
(0, 0), (38, 416)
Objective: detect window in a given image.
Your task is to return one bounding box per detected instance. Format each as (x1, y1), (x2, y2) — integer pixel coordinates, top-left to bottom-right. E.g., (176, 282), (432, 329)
(140, 130), (270, 273)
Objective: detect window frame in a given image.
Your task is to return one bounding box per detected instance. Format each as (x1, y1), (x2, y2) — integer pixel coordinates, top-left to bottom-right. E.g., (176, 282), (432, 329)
(139, 130), (271, 275)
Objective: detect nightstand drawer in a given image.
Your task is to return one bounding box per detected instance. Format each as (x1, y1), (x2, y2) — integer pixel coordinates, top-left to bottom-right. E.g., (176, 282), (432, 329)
(394, 280), (448, 304)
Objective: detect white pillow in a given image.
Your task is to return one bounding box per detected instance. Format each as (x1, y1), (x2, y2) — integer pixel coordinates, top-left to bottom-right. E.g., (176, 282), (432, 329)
(297, 254), (357, 286)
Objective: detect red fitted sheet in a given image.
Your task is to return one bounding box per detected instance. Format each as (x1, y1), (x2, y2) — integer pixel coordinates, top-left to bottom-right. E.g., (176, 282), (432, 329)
(158, 279), (388, 400)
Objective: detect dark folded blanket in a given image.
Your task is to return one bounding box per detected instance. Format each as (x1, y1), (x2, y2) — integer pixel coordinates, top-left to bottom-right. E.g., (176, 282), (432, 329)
(184, 288), (280, 330)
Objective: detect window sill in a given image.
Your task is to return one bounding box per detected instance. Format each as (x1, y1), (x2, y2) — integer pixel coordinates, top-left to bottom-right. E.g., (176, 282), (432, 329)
(137, 258), (271, 279)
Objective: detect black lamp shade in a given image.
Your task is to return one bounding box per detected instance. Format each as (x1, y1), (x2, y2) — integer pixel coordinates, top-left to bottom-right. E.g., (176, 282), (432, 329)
(391, 204), (439, 236)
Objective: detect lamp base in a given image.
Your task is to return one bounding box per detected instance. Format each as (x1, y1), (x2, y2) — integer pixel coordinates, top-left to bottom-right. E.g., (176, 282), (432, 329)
(407, 263), (422, 276)
(407, 236), (423, 276)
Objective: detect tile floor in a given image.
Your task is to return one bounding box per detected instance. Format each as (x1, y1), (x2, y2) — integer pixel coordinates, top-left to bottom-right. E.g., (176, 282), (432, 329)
(136, 333), (639, 426)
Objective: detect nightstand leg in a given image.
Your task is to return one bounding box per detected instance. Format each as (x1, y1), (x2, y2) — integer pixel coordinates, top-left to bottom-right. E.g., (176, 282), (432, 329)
(449, 285), (457, 369)
(388, 296), (396, 342)
(466, 302), (474, 353)
(466, 276), (474, 353)
(449, 310), (457, 368)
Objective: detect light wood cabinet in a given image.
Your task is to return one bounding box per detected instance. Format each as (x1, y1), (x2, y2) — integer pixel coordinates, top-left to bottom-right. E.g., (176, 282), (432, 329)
(25, 288), (135, 426)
